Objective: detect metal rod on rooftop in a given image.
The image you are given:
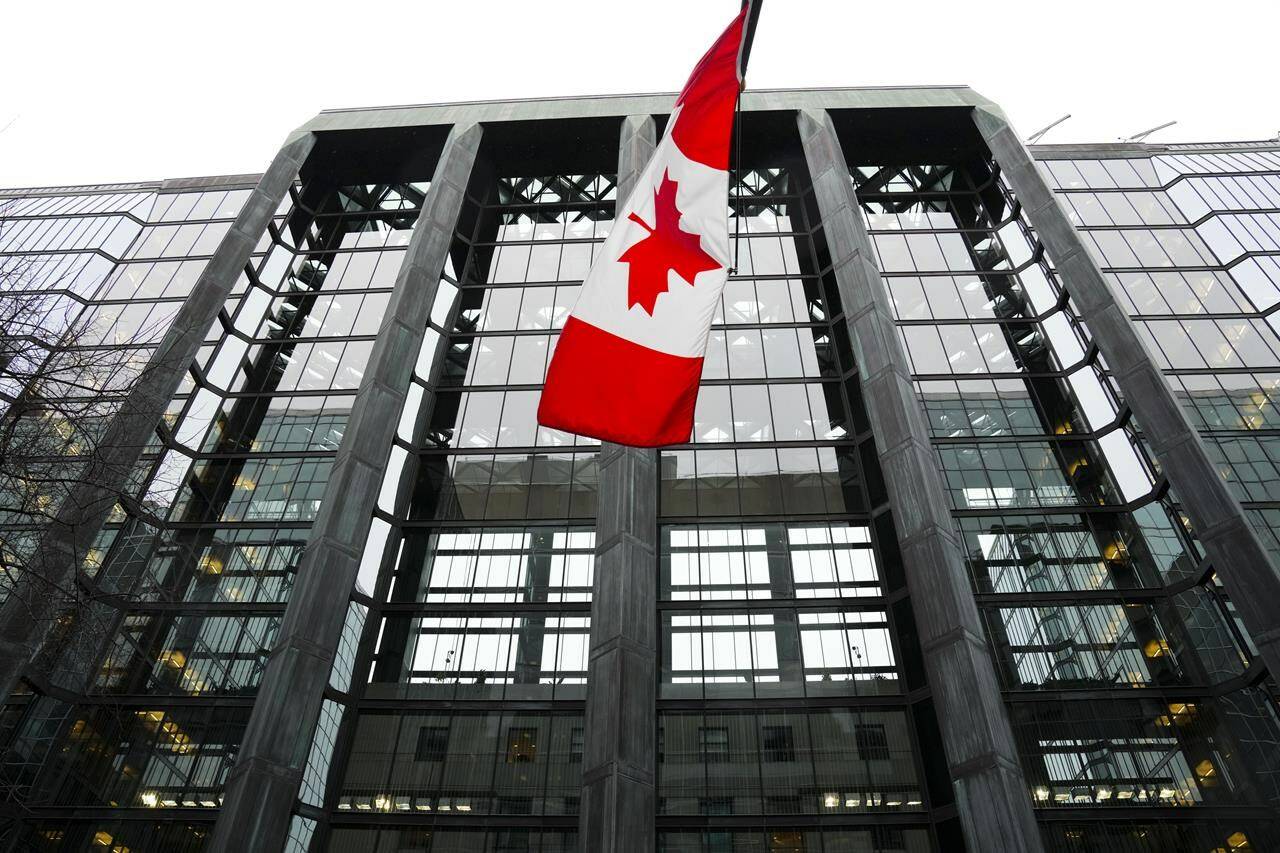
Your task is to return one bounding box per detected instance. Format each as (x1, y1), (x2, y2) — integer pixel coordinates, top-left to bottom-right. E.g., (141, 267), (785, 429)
(1126, 119), (1177, 141)
(1027, 113), (1071, 143)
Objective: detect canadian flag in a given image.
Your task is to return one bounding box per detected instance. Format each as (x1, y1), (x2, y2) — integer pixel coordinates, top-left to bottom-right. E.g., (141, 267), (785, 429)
(537, 5), (755, 447)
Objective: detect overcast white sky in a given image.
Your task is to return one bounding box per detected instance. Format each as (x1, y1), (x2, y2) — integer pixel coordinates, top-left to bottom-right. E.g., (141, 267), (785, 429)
(2, 0), (1276, 189)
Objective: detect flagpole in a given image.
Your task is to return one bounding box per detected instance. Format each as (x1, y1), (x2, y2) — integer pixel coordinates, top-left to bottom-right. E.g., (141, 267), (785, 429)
(738, 0), (764, 84)
(731, 0), (762, 274)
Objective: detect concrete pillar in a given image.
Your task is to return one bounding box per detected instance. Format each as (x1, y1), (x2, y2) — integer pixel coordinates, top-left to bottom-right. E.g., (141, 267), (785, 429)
(797, 108), (1044, 853)
(765, 526), (804, 688)
(0, 133), (315, 705)
(207, 121), (483, 853)
(972, 105), (1280, 682)
(513, 529), (553, 685)
(579, 114), (659, 853)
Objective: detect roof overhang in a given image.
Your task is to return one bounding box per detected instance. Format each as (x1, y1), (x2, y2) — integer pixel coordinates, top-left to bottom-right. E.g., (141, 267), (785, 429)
(290, 85), (995, 141)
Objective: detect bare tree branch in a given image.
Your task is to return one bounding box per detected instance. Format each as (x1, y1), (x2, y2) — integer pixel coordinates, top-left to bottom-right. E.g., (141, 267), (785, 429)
(0, 198), (186, 815)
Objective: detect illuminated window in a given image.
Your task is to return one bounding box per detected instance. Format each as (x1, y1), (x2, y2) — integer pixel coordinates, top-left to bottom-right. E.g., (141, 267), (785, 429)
(507, 726), (537, 763)
(769, 831), (805, 852)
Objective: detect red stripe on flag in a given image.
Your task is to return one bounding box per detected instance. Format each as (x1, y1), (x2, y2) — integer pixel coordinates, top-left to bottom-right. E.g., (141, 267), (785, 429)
(671, 8), (747, 170)
(538, 317), (703, 447)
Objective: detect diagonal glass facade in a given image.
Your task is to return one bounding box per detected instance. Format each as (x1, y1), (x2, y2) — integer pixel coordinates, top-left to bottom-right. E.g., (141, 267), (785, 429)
(846, 136), (1280, 851)
(0, 92), (1277, 853)
(0, 185), (250, 603)
(1030, 146), (1280, 851)
(0, 174), (420, 850)
(0, 180), (262, 852)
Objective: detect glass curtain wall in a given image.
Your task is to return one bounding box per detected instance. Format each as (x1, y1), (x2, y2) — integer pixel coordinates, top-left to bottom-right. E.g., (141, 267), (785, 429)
(0, 178), (421, 851)
(853, 142), (1280, 852)
(0, 184), (244, 601)
(654, 152), (943, 852)
(1043, 149), (1280, 559)
(314, 170), (614, 853)
(1035, 144), (1280, 851)
(0, 182), (255, 852)
(4, 110), (1278, 853)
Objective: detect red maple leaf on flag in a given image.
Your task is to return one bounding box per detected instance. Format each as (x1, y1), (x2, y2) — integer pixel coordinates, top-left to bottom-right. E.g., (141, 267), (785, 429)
(618, 171), (721, 315)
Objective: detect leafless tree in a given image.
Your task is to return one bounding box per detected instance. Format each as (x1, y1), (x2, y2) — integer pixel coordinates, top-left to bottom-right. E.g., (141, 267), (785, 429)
(0, 199), (178, 691)
(0, 200), (198, 827)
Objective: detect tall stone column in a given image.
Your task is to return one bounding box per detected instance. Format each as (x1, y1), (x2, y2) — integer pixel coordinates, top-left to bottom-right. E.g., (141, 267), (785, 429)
(798, 108), (1044, 853)
(972, 104), (1280, 682)
(513, 529), (554, 685)
(579, 113), (659, 853)
(0, 133), (315, 705)
(207, 121), (483, 853)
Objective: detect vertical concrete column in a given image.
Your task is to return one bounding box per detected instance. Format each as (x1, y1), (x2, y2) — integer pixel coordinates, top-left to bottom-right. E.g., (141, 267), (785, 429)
(208, 121), (483, 853)
(973, 105), (1280, 680)
(764, 526), (804, 687)
(0, 133), (315, 704)
(798, 108), (1044, 853)
(513, 530), (553, 685)
(579, 114), (659, 853)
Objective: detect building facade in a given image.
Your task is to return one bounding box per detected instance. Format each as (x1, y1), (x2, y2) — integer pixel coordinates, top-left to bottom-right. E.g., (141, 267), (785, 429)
(0, 88), (1278, 853)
